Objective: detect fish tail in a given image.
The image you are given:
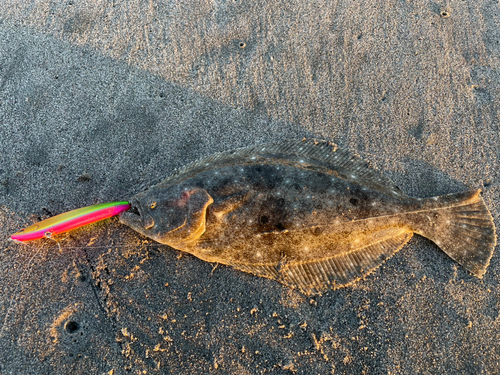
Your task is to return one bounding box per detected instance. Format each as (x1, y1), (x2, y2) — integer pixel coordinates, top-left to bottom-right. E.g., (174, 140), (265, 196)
(411, 190), (496, 277)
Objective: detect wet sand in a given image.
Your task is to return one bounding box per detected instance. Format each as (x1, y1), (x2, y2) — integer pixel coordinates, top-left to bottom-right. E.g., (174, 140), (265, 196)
(0, 1), (499, 373)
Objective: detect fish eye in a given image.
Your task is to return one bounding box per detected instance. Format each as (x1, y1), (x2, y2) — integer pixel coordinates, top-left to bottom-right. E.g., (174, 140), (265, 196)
(150, 202), (157, 209)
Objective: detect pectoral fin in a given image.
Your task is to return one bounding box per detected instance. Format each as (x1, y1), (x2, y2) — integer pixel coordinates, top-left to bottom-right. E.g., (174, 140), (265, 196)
(210, 190), (252, 219)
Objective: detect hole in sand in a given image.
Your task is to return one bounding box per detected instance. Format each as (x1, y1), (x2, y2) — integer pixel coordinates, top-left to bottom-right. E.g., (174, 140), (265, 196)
(64, 320), (79, 333)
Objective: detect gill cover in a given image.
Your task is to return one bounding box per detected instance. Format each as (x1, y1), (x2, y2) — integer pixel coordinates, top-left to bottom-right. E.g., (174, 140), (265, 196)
(162, 188), (213, 245)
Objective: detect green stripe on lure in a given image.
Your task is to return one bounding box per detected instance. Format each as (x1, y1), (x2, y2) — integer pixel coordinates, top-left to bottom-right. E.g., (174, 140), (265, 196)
(11, 202), (131, 242)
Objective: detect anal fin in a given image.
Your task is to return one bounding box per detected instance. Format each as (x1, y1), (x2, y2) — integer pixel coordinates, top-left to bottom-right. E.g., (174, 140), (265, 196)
(281, 233), (413, 295)
(228, 263), (279, 280)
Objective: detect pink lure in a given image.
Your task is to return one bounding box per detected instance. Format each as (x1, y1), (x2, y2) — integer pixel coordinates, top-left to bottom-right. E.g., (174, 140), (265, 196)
(11, 202), (130, 242)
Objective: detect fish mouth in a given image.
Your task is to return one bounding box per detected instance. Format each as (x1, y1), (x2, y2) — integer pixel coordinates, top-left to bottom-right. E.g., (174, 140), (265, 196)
(119, 199), (155, 230)
(119, 199), (143, 227)
(129, 200), (141, 216)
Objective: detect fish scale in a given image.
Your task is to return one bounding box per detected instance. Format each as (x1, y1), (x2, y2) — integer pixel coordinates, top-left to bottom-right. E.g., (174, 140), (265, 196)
(120, 139), (496, 295)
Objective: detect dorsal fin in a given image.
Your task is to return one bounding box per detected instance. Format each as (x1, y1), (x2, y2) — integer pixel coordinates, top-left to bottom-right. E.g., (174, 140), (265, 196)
(158, 139), (406, 199)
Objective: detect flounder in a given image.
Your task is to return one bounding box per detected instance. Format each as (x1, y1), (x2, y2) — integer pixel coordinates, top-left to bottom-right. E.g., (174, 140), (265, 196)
(120, 140), (496, 294)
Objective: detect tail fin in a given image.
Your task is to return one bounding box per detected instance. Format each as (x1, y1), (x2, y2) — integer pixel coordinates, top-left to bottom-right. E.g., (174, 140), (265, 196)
(411, 190), (496, 278)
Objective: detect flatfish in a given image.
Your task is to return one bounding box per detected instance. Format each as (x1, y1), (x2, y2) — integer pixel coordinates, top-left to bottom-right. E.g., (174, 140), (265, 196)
(120, 140), (497, 294)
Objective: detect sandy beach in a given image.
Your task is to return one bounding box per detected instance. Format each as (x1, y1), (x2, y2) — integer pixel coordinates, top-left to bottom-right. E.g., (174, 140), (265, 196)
(1, 1), (499, 373)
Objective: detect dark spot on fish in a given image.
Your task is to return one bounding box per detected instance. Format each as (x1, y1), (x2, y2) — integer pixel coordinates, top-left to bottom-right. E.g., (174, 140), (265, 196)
(313, 227), (322, 236)
(213, 178), (233, 192)
(276, 198), (285, 207)
(350, 187), (369, 202)
(276, 222), (285, 231)
(267, 181), (276, 189)
(255, 166), (263, 173)
(294, 184), (301, 191)
(64, 320), (79, 333)
(350, 198), (359, 206)
(260, 215), (269, 225)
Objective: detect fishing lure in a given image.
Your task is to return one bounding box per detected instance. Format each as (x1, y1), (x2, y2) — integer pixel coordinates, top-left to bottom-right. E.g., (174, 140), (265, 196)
(11, 202), (130, 242)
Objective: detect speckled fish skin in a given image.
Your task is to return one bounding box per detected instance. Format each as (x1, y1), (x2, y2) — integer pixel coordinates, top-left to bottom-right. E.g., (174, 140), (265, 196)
(120, 140), (497, 294)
